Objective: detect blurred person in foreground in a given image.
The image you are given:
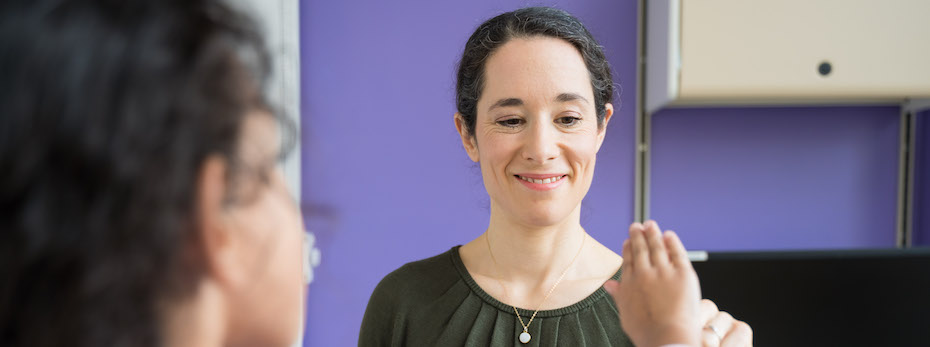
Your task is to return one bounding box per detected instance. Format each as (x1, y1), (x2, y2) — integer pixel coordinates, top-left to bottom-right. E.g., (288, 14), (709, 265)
(0, 1), (306, 346)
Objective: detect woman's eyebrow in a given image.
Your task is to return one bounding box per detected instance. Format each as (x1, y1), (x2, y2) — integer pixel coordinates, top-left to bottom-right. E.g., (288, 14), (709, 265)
(556, 92), (589, 104)
(488, 98), (523, 112)
(487, 93), (588, 112)
(488, 98), (523, 111)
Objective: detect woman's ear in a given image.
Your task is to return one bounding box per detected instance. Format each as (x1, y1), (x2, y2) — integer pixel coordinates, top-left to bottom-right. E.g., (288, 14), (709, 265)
(595, 103), (614, 152)
(454, 113), (480, 162)
(195, 155), (241, 287)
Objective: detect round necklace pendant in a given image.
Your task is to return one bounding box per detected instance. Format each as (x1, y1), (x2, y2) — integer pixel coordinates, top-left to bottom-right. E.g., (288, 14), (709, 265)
(519, 331), (531, 344)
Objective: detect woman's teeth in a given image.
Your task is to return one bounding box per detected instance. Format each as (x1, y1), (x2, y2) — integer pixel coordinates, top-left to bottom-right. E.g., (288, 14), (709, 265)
(517, 175), (565, 184)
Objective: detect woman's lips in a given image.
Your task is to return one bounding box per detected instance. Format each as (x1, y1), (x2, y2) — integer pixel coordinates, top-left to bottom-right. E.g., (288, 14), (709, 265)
(514, 174), (567, 191)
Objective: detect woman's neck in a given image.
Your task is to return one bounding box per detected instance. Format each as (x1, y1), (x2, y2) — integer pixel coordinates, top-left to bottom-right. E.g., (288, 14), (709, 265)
(161, 281), (226, 347)
(484, 202), (587, 283)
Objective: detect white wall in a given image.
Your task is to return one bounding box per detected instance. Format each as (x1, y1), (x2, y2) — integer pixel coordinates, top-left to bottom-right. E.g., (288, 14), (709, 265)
(226, 0), (302, 200)
(223, 1), (303, 346)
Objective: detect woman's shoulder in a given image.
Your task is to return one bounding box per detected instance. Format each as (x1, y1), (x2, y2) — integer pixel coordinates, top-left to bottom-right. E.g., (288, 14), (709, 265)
(367, 247), (465, 305)
(360, 247), (469, 343)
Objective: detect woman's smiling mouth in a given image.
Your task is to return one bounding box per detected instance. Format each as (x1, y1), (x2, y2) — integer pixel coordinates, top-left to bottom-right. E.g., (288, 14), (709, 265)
(515, 173), (568, 191)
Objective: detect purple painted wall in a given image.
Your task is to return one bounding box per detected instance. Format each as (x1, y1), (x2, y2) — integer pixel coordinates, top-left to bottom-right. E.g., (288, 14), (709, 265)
(650, 106), (900, 251)
(300, 1), (636, 346)
(300, 1), (911, 345)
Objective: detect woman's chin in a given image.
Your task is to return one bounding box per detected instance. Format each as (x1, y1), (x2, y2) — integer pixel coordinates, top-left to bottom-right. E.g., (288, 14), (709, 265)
(514, 206), (577, 228)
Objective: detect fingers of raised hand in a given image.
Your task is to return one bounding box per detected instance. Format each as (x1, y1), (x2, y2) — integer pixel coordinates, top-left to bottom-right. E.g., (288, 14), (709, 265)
(623, 222), (641, 267)
(629, 222), (651, 269)
(643, 220), (670, 267)
(663, 230), (690, 268)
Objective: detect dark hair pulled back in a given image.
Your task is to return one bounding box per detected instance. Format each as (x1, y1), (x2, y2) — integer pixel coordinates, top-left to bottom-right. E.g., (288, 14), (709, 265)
(455, 7), (614, 137)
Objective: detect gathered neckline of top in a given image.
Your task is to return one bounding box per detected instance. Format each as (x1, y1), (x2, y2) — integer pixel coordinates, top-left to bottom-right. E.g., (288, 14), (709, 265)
(449, 245), (623, 318)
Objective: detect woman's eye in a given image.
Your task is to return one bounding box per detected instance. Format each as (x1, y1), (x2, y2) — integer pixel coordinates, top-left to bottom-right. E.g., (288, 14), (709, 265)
(497, 118), (523, 127)
(557, 116), (581, 126)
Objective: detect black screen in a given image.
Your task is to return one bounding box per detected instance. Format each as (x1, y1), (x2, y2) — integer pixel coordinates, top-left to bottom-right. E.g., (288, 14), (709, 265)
(692, 248), (930, 347)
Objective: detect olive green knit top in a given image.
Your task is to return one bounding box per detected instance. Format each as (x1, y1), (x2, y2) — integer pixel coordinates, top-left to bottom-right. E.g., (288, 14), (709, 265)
(359, 246), (634, 346)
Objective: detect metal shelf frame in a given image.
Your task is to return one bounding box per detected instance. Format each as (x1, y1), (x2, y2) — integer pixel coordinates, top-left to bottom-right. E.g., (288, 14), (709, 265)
(634, 0), (930, 248)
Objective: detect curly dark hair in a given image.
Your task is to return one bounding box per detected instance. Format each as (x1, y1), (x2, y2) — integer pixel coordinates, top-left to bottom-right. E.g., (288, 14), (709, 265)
(0, 0), (292, 346)
(455, 7), (615, 137)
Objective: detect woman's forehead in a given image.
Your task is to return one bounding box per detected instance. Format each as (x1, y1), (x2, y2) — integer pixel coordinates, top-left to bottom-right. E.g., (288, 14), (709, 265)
(479, 36), (593, 108)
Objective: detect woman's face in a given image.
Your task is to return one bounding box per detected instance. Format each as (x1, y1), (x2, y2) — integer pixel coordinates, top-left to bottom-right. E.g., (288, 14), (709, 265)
(221, 114), (305, 346)
(457, 36), (613, 227)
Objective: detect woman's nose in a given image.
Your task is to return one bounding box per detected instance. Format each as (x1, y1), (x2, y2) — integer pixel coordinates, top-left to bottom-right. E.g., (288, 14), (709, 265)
(521, 118), (559, 163)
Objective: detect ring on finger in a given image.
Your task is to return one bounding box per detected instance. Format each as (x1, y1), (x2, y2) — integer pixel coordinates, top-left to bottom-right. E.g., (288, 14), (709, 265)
(705, 324), (723, 343)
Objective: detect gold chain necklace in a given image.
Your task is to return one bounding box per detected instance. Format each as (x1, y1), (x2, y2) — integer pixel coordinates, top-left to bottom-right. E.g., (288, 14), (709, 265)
(485, 230), (586, 344)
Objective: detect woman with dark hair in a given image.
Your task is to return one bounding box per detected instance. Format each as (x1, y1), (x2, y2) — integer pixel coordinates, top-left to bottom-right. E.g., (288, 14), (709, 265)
(360, 7), (752, 346)
(0, 1), (305, 346)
